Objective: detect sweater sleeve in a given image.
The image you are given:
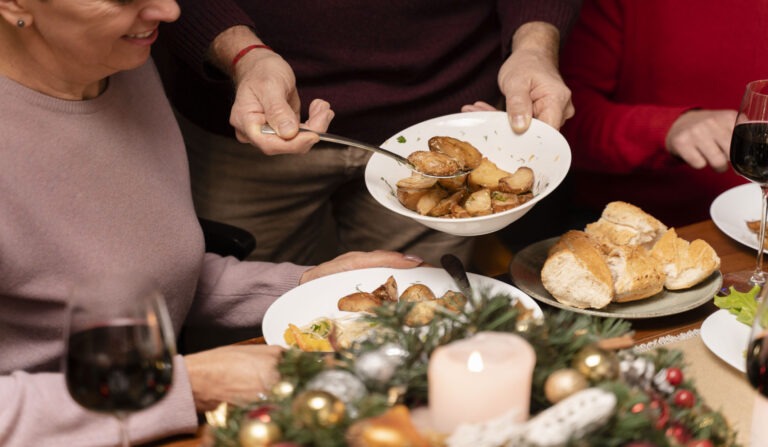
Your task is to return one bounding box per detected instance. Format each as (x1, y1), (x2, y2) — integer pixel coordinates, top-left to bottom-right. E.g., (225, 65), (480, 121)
(0, 357), (198, 447)
(184, 253), (310, 328)
(498, 0), (583, 53)
(161, 0), (255, 76)
(559, 0), (692, 174)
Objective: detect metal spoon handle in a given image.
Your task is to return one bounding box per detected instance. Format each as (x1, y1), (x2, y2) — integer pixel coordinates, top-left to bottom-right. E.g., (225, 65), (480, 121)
(260, 125), (411, 166)
(440, 254), (474, 298)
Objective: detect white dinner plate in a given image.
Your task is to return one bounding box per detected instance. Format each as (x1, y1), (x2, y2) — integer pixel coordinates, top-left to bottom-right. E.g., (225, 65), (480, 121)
(710, 183), (764, 252)
(262, 266), (543, 348)
(700, 309), (751, 372)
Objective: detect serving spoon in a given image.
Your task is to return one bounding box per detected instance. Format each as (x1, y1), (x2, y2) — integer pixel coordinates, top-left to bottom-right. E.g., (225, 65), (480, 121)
(260, 124), (471, 179)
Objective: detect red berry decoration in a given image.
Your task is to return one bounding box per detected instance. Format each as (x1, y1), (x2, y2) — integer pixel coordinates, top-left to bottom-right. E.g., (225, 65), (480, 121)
(247, 404), (277, 423)
(649, 397), (670, 429)
(666, 367), (684, 386)
(666, 423), (691, 444)
(674, 389), (696, 408)
(686, 440), (714, 447)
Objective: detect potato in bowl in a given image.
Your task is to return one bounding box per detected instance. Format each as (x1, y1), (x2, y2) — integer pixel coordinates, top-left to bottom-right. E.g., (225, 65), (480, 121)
(364, 112), (571, 236)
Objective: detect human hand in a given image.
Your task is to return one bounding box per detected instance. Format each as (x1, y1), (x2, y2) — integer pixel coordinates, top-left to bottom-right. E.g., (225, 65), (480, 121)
(499, 22), (574, 134)
(665, 109), (737, 172)
(229, 51), (335, 155)
(461, 101), (498, 113)
(184, 345), (283, 412)
(300, 251), (424, 284)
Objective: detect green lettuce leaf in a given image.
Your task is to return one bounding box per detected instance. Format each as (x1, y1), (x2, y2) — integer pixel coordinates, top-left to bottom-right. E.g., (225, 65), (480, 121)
(713, 285), (760, 326)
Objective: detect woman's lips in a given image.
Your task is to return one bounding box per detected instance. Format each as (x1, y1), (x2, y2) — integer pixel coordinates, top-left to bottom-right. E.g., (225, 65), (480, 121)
(122, 28), (158, 45)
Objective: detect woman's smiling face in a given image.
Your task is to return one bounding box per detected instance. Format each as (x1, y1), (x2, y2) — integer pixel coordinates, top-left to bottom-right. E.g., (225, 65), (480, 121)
(25, 0), (180, 77)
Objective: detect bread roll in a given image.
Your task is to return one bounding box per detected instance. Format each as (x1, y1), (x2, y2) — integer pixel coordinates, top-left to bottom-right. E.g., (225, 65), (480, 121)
(650, 228), (721, 290)
(585, 201), (667, 248)
(541, 230), (614, 309)
(604, 245), (666, 302)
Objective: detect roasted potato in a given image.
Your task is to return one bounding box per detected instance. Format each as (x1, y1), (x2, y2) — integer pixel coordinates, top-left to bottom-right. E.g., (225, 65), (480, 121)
(338, 292), (382, 313)
(371, 276), (398, 303)
(498, 167), (534, 194)
(427, 190), (466, 217)
(428, 136), (483, 170)
(404, 300), (438, 327)
(467, 158), (514, 190)
(437, 290), (467, 312)
(399, 284), (437, 302)
(464, 188), (493, 216)
(396, 173), (438, 190)
(397, 188), (433, 212)
(407, 151), (461, 177)
(416, 188), (449, 215)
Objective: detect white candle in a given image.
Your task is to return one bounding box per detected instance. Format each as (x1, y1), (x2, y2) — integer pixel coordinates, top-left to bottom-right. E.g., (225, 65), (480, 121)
(428, 331), (536, 433)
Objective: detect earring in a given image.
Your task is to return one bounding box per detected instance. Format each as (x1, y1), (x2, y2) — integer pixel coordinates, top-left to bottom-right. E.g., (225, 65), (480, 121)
(16, 19), (25, 28)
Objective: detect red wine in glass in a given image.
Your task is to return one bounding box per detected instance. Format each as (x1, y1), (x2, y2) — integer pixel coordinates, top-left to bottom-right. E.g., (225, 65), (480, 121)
(727, 80), (768, 289)
(64, 275), (176, 447)
(66, 322), (173, 413)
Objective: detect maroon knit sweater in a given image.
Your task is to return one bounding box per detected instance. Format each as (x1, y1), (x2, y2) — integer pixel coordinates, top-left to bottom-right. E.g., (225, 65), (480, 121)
(157, 0), (581, 144)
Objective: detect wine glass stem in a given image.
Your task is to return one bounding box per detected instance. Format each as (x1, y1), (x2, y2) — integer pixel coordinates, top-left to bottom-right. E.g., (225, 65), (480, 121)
(116, 412), (130, 447)
(754, 185), (768, 286)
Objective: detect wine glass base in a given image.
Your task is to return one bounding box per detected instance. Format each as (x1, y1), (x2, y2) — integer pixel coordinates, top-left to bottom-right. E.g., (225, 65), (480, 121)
(722, 270), (765, 293)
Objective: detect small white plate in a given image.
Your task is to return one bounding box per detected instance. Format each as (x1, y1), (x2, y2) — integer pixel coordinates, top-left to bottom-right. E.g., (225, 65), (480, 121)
(700, 309), (751, 372)
(262, 266), (543, 348)
(710, 183), (764, 252)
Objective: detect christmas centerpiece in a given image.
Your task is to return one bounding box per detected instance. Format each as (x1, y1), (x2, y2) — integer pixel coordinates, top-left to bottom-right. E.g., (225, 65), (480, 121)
(208, 290), (738, 447)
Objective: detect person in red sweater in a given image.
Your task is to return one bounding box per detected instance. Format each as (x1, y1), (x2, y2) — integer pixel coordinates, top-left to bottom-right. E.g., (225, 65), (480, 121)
(154, 1), (581, 267)
(555, 0), (767, 227)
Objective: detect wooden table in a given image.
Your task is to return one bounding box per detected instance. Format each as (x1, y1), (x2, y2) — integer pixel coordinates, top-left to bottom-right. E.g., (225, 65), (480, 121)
(156, 219), (754, 446)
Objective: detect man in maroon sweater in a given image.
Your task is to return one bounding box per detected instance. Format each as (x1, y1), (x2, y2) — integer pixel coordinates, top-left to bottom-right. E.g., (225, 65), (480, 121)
(155, 1), (581, 266)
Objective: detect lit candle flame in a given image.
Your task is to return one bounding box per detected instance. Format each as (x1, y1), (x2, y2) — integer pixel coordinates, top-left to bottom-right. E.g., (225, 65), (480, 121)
(467, 350), (484, 372)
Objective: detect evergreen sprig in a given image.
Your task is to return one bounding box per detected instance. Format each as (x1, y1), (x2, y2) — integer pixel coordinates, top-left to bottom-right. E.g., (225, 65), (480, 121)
(212, 290), (739, 446)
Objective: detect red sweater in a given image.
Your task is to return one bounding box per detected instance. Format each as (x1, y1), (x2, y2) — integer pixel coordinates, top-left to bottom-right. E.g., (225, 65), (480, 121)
(157, 0), (581, 144)
(560, 0), (768, 226)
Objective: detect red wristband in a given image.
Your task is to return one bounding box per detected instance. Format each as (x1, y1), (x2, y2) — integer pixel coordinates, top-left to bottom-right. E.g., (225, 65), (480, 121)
(231, 44), (273, 70)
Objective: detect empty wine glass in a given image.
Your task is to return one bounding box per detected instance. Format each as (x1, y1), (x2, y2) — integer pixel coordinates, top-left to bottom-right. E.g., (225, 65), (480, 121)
(64, 274), (176, 447)
(729, 79), (768, 288)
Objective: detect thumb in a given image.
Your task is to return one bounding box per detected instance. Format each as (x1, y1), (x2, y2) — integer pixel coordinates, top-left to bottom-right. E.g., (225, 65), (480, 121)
(264, 97), (300, 139)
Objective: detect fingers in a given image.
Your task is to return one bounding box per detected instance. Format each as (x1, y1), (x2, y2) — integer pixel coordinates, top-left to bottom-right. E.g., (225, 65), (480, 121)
(304, 99), (335, 133)
(461, 101), (498, 113)
(504, 90), (534, 134)
(300, 251), (424, 284)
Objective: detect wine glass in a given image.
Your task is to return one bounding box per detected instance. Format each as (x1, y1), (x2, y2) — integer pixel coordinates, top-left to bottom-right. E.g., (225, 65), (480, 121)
(729, 79), (768, 289)
(64, 274), (176, 447)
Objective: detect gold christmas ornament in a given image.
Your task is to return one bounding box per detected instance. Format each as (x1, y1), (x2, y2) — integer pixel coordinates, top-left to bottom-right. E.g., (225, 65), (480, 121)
(346, 405), (429, 447)
(544, 368), (589, 403)
(271, 380), (296, 401)
(571, 345), (619, 381)
(291, 390), (346, 428)
(238, 419), (282, 447)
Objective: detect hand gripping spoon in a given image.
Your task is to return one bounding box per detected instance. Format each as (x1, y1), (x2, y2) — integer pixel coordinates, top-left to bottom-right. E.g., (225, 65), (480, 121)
(260, 125), (471, 179)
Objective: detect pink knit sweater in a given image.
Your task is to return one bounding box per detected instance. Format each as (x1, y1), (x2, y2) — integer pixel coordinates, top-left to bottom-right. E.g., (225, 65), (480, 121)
(0, 60), (308, 445)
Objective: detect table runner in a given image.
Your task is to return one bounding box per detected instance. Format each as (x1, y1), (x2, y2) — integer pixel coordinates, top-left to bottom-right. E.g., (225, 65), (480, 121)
(643, 330), (754, 445)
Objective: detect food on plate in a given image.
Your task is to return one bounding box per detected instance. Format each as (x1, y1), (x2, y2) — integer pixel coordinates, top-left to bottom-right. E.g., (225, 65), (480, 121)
(396, 137), (535, 218)
(284, 319), (334, 352)
(283, 316), (375, 352)
(585, 201), (667, 248)
(428, 136), (483, 170)
(650, 228), (721, 290)
(542, 201), (720, 309)
(541, 230), (614, 309)
(746, 220), (768, 249)
(337, 276), (468, 327)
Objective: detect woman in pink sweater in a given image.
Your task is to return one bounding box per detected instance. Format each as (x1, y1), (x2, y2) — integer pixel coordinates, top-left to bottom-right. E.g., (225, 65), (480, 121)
(0, 1), (420, 445)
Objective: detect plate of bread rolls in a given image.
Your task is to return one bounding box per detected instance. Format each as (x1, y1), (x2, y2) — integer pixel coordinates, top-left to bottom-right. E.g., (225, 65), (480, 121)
(510, 201), (722, 318)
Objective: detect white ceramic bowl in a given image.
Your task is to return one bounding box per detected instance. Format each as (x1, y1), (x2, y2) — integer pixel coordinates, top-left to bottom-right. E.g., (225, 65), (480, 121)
(364, 111), (572, 236)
